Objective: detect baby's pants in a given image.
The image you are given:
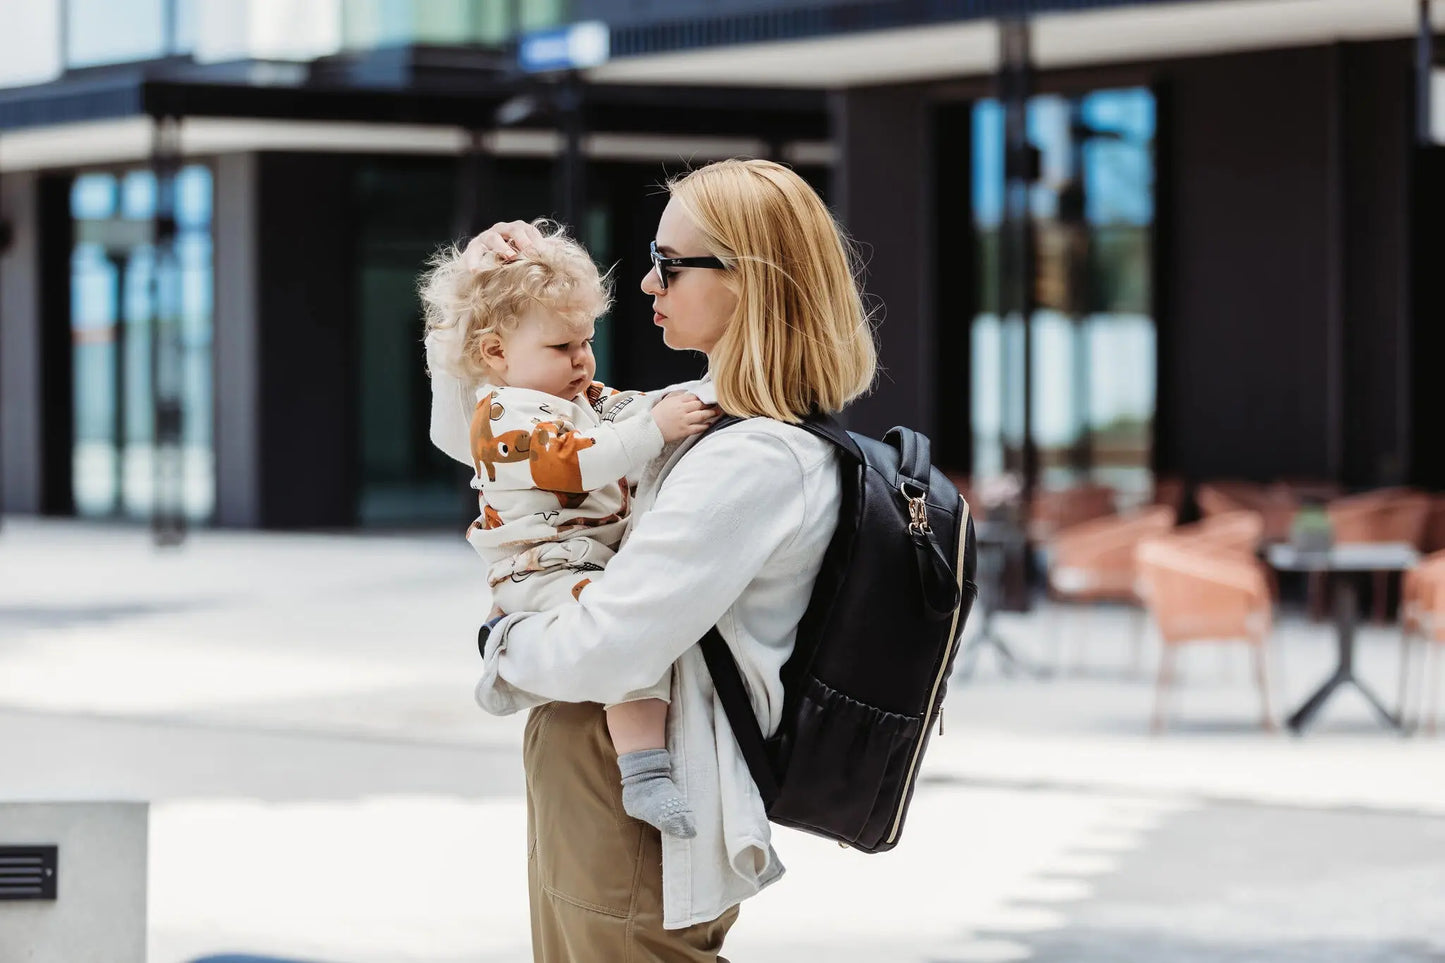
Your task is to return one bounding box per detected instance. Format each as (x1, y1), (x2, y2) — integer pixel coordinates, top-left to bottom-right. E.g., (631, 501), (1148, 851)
(489, 536), (670, 704)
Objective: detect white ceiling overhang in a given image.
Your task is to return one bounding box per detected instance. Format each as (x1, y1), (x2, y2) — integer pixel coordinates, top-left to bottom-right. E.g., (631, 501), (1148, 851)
(0, 116), (829, 172)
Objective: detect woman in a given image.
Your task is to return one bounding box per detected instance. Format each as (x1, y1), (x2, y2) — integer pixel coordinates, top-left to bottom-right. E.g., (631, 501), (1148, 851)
(469, 158), (877, 961)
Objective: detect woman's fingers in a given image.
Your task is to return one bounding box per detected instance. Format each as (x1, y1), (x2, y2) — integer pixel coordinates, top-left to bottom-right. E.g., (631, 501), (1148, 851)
(511, 220), (546, 249)
(462, 220), (545, 270)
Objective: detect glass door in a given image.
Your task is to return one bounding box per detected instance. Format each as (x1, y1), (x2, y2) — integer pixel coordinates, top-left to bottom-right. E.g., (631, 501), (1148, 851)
(971, 86), (1157, 503)
(69, 165), (214, 521)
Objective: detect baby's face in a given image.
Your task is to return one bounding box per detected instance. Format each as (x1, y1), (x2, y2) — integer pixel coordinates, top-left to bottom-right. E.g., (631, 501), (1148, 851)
(497, 312), (597, 399)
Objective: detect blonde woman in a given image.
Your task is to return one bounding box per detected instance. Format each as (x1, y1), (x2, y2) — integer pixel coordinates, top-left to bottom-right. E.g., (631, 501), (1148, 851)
(468, 159), (877, 962)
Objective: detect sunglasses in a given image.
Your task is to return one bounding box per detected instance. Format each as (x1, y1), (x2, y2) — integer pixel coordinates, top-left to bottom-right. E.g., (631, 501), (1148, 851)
(649, 240), (726, 291)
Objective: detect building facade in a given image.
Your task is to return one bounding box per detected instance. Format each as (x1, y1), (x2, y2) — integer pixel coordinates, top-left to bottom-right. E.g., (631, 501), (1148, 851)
(2, 0), (1442, 530)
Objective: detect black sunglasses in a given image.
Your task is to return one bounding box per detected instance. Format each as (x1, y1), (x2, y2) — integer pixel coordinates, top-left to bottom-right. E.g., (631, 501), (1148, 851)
(649, 240), (726, 291)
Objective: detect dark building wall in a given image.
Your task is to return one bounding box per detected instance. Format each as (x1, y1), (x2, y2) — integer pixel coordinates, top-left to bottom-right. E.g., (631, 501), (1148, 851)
(1153, 40), (1421, 489)
(1, 171), (44, 513)
(213, 154), (262, 527)
(831, 83), (938, 441)
(1339, 41), (1414, 488)
(3, 173), (78, 517)
(254, 153), (358, 528)
(1412, 145), (1445, 491)
(1154, 45), (1340, 484)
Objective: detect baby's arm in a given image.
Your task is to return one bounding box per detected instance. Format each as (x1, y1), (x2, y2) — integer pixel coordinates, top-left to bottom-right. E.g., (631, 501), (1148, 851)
(474, 386), (663, 495)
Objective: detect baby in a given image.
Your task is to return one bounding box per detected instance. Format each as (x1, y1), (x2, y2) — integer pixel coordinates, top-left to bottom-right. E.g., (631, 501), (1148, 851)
(420, 221), (715, 839)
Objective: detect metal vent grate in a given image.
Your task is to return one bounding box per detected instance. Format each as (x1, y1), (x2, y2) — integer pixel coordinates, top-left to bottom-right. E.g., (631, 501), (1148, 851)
(0, 846), (58, 901)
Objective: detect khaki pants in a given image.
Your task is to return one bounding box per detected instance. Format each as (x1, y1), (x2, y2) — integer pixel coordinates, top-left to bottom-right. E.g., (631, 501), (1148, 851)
(524, 700), (738, 962)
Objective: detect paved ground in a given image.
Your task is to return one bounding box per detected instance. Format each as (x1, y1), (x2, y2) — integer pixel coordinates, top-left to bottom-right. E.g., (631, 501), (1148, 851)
(1, 518), (1443, 962)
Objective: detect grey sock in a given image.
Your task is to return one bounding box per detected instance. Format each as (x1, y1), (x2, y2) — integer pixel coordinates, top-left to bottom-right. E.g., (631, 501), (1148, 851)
(617, 748), (696, 839)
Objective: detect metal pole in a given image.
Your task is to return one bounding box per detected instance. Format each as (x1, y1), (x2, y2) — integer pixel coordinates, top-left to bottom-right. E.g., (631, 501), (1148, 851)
(150, 115), (186, 546)
(554, 72), (586, 232)
(1420, 0), (1435, 145)
(455, 129), (494, 240)
(998, 17), (1037, 503)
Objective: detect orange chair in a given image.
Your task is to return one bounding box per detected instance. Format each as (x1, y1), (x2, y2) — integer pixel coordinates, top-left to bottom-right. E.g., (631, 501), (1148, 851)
(1135, 537), (1274, 733)
(1171, 510), (1265, 555)
(1419, 495), (1445, 553)
(1329, 488), (1434, 622)
(1047, 506), (1179, 604)
(1045, 506), (1177, 671)
(1151, 476), (1187, 515)
(1196, 481), (1300, 543)
(1399, 551), (1445, 734)
(1027, 484), (1116, 544)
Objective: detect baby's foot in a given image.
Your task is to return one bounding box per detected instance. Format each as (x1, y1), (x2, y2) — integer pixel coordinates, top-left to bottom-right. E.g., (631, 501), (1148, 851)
(617, 748), (697, 839)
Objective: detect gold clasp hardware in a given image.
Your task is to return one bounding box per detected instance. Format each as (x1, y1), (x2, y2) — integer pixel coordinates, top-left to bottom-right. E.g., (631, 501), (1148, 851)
(901, 483), (931, 536)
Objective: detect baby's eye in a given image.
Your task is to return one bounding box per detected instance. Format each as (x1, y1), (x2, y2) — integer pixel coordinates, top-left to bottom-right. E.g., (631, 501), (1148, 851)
(549, 343), (570, 351)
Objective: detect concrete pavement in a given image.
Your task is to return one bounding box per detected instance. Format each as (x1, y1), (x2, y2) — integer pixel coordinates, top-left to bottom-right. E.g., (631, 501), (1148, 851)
(2, 518), (1442, 962)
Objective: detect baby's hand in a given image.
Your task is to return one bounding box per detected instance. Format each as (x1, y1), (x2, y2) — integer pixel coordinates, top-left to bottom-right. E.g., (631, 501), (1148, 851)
(651, 392), (719, 443)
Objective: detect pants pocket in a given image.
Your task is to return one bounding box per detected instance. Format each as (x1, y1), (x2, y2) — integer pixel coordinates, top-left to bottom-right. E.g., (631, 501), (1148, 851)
(524, 701), (642, 918)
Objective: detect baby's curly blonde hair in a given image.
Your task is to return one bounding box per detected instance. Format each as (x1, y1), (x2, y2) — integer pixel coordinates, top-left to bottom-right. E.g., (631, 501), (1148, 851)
(420, 220), (612, 384)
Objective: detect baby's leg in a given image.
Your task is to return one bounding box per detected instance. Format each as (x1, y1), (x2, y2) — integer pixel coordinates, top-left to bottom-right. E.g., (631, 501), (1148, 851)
(608, 695), (695, 839)
(606, 698), (668, 754)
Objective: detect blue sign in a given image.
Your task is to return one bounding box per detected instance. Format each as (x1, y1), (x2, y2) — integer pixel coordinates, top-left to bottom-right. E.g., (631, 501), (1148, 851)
(518, 21), (610, 74)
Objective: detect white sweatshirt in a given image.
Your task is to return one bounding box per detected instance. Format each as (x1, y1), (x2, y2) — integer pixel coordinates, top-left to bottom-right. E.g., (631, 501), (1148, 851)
(475, 378), (841, 929)
(464, 381), (663, 612)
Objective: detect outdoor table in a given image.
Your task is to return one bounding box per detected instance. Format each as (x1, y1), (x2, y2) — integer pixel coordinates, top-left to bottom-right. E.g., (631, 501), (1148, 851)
(1266, 541), (1419, 733)
(957, 520), (1049, 679)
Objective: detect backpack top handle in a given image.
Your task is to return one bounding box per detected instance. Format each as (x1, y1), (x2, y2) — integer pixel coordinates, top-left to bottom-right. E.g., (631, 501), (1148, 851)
(884, 425), (932, 495)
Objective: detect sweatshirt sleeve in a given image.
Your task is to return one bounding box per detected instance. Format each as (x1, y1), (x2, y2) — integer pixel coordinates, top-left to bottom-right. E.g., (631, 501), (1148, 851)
(475, 428), (810, 712)
(473, 386), (664, 494)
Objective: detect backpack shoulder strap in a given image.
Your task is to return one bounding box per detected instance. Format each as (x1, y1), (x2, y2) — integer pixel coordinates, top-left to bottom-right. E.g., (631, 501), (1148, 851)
(702, 411), (864, 463)
(700, 627), (781, 808)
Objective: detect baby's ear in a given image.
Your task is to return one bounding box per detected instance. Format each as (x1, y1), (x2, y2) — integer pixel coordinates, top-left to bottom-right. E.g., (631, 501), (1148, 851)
(479, 333), (506, 367)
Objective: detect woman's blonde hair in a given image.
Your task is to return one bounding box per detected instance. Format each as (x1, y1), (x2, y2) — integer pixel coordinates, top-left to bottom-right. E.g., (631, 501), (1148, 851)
(420, 219), (611, 384)
(667, 158), (877, 423)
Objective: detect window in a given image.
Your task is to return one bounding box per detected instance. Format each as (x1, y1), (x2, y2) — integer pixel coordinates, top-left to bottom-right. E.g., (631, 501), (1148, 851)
(970, 86), (1157, 502)
(69, 165), (215, 521)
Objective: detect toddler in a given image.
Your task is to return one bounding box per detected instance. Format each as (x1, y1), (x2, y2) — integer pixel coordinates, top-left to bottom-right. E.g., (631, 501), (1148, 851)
(420, 221), (715, 839)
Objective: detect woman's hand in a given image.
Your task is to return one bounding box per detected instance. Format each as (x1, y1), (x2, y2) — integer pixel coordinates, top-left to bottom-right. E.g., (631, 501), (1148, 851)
(463, 221), (546, 270)
(651, 392), (720, 443)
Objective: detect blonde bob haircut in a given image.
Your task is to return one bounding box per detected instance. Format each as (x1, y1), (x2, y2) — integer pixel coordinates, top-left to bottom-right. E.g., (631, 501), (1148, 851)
(419, 219), (611, 384)
(667, 158), (877, 423)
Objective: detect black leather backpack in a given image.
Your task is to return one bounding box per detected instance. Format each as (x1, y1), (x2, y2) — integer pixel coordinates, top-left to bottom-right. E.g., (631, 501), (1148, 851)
(699, 413), (977, 854)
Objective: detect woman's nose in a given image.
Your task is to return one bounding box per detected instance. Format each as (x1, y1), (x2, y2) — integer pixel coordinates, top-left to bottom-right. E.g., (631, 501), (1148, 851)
(640, 267), (661, 296)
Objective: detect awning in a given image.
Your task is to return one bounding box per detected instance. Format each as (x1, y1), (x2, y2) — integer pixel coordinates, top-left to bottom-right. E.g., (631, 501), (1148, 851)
(585, 0), (1445, 88)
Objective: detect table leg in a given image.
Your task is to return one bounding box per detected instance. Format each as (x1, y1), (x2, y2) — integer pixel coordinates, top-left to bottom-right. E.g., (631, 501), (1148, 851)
(1287, 573), (1403, 733)
(1350, 678), (1403, 730)
(1287, 574), (1359, 733)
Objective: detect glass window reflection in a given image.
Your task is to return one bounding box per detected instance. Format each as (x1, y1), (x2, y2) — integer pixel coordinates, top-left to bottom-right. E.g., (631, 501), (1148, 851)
(68, 163), (214, 522)
(970, 87), (1158, 501)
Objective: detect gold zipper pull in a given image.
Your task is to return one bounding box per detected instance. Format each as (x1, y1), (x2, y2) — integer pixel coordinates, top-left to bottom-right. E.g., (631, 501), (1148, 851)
(937, 707), (945, 737)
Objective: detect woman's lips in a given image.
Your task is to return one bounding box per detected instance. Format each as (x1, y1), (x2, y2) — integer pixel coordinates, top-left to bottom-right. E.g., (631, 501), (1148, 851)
(653, 312), (666, 325)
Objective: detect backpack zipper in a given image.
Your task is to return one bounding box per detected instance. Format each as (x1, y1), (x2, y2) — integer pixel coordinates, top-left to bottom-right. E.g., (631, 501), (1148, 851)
(886, 504), (971, 846)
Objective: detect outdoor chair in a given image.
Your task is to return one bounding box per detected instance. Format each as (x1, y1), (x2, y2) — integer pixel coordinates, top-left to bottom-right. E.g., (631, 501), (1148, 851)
(1196, 481), (1299, 543)
(1171, 509), (1265, 555)
(1328, 488), (1434, 623)
(1151, 475), (1188, 515)
(1135, 537), (1274, 733)
(1044, 505), (1176, 671)
(1027, 483), (1117, 544)
(1399, 550), (1445, 734)
(1424, 495), (1445, 553)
